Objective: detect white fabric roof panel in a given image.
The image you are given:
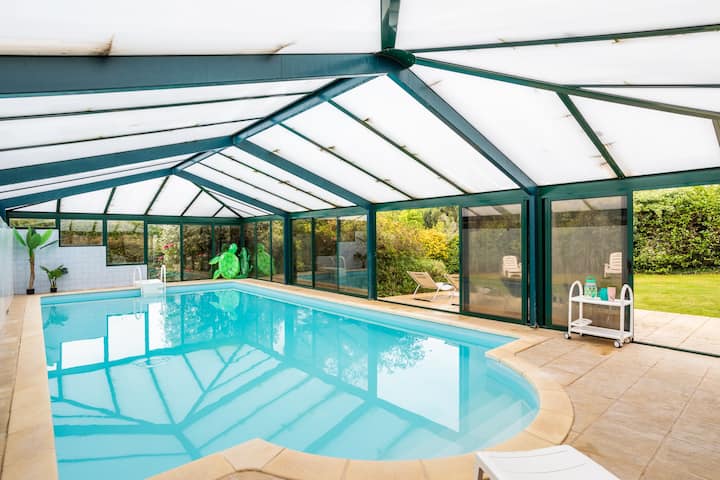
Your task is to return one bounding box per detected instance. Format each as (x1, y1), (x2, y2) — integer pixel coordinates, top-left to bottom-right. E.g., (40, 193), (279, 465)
(332, 76), (517, 193)
(284, 102), (463, 198)
(249, 126), (408, 204)
(200, 153), (335, 211)
(412, 66), (615, 185)
(147, 176), (201, 216)
(185, 163), (305, 212)
(418, 31), (720, 86)
(182, 191), (225, 218)
(396, 0), (720, 50)
(12, 200), (58, 213)
(60, 189), (113, 214)
(572, 96), (720, 176)
(0, 96), (302, 150)
(0, 0), (380, 55)
(221, 146), (355, 207)
(0, 156), (183, 198)
(0, 79), (332, 118)
(0, 120), (254, 169)
(106, 178), (165, 215)
(0, 159), (175, 201)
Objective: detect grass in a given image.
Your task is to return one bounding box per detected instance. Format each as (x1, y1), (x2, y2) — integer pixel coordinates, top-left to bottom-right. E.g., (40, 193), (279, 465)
(634, 272), (720, 317)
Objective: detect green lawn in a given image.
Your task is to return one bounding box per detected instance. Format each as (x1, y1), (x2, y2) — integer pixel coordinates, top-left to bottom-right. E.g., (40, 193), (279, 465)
(634, 273), (720, 317)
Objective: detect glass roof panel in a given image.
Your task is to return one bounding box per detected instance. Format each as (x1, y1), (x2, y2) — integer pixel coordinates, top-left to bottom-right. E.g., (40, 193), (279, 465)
(185, 163), (304, 212)
(147, 176), (201, 216)
(284, 103), (462, 198)
(333, 76), (516, 193)
(205, 190), (271, 217)
(0, 120), (253, 169)
(419, 31), (720, 85)
(396, 0), (720, 50)
(60, 189), (112, 214)
(200, 153), (335, 211)
(412, 66), (615, 185)
(214, 207), (241, 218)
(572, 96), (720, 176)
(221, 146), (354, 207)
(0, 79), (332, 118)
(12, 200), (57, 213)
(0, 156), (183, 196)
(183, 191), (226, 218)
(249, 126), (407, 203)
(107, 178), (165, 215)
(0, 96), (301, 150)
(0, 161), (173, 201)
(587, 88), (720, 113)
(0, 0), (379, 54)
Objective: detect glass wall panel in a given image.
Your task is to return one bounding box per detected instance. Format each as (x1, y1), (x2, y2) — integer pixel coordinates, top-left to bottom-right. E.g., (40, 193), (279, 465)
(182, 224), (211, 280)
(243, 223), (256, 278)
(9, 218), (56, 229)
(271, 220), (285, 284)
(293, 219), (312, 286)
(256, 222), (271, 281)
(339, 216), (368, 295)
(147, 224), (181, 282)
(314, 218), (338, 290)
(550, 196), (628, 328)
(462, 204), (523, 321)
(215, 225), (241, 253)
(107, 220), (144, 265)
(60, 219), (103, 246)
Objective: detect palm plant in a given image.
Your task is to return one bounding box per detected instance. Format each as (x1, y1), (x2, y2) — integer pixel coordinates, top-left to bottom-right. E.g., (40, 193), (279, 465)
(13, 227), (57, 294)
(41, 265), (69, 293)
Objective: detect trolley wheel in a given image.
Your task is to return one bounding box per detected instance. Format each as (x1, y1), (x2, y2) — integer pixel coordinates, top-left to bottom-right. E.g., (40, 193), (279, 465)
(564, 333), (571, 340)
(613, 340), (622, 348)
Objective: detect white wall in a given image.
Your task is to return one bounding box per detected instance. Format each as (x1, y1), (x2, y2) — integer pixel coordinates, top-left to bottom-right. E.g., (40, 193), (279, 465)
(12, 229), (146, 294)
(0, 219), (14, 320)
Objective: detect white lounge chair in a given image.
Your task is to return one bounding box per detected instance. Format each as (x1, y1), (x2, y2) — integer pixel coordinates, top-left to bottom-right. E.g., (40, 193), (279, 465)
(407, 271), (454, 301)
(475, 446), (619, 480)
(445, 273), (460, 305)
(604, 251), (623, 278)
(502, 255), (522, 279)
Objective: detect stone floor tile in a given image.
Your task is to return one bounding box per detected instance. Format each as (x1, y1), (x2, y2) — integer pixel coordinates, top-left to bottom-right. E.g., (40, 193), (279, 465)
(344, 460), (425, 480)
(640, 436), (720, 480)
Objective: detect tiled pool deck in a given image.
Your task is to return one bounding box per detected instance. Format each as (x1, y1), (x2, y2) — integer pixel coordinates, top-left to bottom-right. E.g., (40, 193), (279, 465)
(1, 280), (718, 480)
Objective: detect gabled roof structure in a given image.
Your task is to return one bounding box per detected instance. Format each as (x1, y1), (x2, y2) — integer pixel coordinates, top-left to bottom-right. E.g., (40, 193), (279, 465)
(1, 1), (719, 220)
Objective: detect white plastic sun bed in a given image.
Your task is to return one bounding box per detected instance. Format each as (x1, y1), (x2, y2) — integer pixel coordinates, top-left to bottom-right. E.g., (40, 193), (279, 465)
(475, 446), (619, 480)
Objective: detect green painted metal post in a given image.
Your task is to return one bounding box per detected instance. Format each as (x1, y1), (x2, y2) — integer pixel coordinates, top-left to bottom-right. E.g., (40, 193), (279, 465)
(527, 194), (542, 327)
(366, 206), (377, 300)
(284, 216), (293, 285)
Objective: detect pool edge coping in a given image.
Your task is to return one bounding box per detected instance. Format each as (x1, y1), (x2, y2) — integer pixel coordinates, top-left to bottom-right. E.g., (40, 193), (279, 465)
(5, 279), (573, 480)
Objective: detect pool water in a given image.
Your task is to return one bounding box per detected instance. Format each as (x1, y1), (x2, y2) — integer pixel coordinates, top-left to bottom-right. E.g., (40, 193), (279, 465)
(42, 283), (538, 480)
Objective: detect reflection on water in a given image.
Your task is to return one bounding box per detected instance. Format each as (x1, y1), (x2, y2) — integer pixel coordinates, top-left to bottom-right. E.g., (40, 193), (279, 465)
(43, 287), (538, 480)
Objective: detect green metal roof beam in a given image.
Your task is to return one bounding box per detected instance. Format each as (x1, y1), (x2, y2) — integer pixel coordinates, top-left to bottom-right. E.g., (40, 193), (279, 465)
(196, 185), (245, 218)
(235, 141), (372, 208)
(380, 0), (402, 50)
(389, 68), (537, 194)
(234, 77), (377, 142)
(215, 150), (343, 209)
(415, 57), (720, 120)
(327, 99), (469, 194)
(0, 54), (398, 97)
(175, 170), (287, 217)
(174, 150), (220, 171)
(409, 23), (720, 53)
(0, 168), (173, 210)
(103, 187), (116, 214)
(0, 136), (232, 185)
(557, 93), (625, 178)
(6, 210), (242, 224)
(279, 123), (414, 199)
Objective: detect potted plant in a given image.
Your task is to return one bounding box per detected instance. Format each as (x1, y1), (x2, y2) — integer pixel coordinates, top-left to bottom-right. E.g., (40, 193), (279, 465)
(12, 227), (57, 294)
(41, 265), (69, 293)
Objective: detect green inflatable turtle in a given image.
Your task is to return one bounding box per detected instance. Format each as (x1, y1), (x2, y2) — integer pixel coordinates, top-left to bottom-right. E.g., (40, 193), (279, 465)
(210, 243), (240, 279)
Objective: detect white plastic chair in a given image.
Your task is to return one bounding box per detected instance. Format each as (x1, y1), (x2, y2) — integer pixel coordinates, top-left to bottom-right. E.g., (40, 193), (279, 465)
(407, 271), (454, 301)
(502, 256), (522, 279)
(604, 252), (623, 278)
(475, 446), (620, 480)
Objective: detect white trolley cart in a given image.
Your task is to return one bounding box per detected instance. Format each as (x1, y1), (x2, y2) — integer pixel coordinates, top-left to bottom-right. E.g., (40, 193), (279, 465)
(565, 280), (634, 348)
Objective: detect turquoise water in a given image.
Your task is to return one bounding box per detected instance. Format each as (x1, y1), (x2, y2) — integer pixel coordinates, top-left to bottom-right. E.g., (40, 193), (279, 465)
(42, 283), (538, 480)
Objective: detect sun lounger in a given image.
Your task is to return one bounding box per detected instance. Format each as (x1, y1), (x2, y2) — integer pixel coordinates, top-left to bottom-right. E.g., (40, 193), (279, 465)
(407, 271), (455, 301)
